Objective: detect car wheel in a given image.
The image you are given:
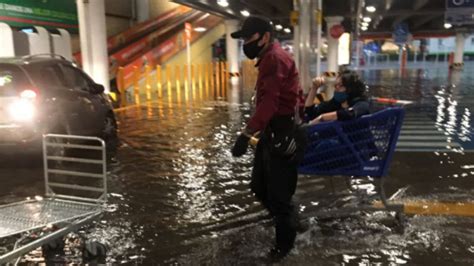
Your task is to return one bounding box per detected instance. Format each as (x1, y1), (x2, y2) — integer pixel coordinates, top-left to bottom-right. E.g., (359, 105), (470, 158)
(102, 113), (118, 152)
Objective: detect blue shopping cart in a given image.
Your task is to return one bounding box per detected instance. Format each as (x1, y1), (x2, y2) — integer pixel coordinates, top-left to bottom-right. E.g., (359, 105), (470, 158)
(298, 107), (405, 220)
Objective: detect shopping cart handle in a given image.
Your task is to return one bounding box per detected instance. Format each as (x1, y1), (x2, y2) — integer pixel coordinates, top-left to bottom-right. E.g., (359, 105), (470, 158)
(372, 97), (413, 105)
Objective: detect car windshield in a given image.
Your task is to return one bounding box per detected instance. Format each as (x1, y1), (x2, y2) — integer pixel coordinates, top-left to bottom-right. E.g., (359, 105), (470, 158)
(0, 65), (30, 97)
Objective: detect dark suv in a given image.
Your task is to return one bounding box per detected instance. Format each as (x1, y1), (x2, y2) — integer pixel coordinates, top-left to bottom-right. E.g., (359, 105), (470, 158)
(0, 55), (117, 153)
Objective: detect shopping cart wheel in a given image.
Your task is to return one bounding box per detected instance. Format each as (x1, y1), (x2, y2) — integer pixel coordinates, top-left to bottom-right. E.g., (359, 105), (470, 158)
(394, 212), (406, 234)
(41, 238), (65, 260)
(83, 240), (107, 264)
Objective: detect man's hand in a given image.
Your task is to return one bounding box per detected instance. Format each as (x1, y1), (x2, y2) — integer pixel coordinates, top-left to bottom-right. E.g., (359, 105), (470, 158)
(231, 134), (251, 157)
(312, 76), (325, 90)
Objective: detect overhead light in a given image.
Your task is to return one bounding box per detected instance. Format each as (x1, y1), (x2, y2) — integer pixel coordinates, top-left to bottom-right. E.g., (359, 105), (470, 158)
(361, 22), (369, 27)
(444, 23), (452, 29)
(217, 0), (229, 7)
(241, 10), (250, 17)
(361, 26), (368, 31)
(284, 28), (291, 33)
(270, 21), (273, 25)
(366, 6), (376, 12)
(194, 27), (207, 32)
(275, 24), (283, 31)
(363, 17), (372, 22)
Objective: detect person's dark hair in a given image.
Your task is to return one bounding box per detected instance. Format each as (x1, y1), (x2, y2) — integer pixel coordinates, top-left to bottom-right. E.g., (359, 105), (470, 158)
(340, 70), (366, 100)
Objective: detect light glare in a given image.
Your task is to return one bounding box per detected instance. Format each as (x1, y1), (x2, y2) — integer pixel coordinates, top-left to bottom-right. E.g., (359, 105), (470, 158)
(366, 6), (376, 12)
(217, 0), (229, 7)
(241, 10), (250, 17)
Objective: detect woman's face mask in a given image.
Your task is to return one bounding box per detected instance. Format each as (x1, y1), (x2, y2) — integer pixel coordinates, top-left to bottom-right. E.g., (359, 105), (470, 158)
(243, 34), (265, 59)
(333, 91), (348, 103)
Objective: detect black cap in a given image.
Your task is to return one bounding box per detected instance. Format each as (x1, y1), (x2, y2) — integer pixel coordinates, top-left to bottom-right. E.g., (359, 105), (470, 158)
(231, 15), (273, 39)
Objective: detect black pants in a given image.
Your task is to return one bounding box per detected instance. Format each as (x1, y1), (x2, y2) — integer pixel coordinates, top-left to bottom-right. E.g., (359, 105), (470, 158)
(250, 116), (304, 252)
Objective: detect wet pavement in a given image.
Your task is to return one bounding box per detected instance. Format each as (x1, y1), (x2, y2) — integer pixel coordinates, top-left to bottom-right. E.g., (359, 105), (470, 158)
(0, 65), (473, 265)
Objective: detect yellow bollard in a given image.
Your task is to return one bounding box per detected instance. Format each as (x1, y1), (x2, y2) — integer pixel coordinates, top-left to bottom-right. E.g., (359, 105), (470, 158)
(166, 65), (172, 93)
(116, 67), (127, 107)
(175, 65), (181, 100)
(225, 62), (229, 86)
(183, 64), (189, 90)
(183, 64), (189, 102)
(133, 66), (140, 105)
(191, 64), (196, 88)
(205, 62), (210, 92)
(198, 63), (203, 90)
(145, 65), (152, 101)
(198, 64), (203, 99)
(215, 62), (220, 96)
(220, 61), (225, 91)
(208, 62), (213, 95)
(156, 65), (162, 98)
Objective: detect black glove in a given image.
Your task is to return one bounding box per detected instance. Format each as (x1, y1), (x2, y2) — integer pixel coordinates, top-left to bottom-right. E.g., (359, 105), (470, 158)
(231, 134), (250, 157)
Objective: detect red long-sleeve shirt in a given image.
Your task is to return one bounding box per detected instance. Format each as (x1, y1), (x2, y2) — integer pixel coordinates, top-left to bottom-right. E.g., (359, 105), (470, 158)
(247, 43), (302, 132)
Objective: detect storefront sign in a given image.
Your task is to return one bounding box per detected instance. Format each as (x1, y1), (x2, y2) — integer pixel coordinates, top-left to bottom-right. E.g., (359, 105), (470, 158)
(0, 0), (78, 32)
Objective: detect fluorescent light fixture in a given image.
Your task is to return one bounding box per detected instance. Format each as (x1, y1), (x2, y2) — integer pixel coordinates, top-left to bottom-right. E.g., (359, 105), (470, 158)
(363, 17), (372, 22)
(194, 27), (207, 32)
(275, 24), (283, 31)
(361, 22), (369, 27)
(217, 0), (229, 7)
(444, 23), (452, 29)
(241, 10), (250, 17)
(361, 26), (368, 31)
(366, 6), (376, 12)
(284, 28), (291, 33)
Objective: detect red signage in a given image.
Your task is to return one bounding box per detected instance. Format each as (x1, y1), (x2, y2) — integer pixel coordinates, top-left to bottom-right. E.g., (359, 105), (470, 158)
(330, 24), (345, 39)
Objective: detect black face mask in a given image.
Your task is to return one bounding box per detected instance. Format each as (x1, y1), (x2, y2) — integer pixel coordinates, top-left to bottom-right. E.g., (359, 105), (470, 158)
(243, 35), (265, 59)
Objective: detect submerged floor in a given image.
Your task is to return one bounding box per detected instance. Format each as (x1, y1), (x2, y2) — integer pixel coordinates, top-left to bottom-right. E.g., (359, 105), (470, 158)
(0, 65), (473, 264)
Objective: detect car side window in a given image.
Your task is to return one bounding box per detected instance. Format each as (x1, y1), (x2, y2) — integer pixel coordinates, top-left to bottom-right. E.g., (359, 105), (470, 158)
(62, 65), (93, 92)
(27, 64), (67, 90)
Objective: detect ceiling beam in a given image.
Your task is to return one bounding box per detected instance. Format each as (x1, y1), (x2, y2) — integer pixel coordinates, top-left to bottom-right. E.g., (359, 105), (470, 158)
(413, 15), (441, 30)
(260, 0), (291, 17)
(391, 0), (430, 28)
(346, 9), (444, 19)
(241, 0), (281, 18)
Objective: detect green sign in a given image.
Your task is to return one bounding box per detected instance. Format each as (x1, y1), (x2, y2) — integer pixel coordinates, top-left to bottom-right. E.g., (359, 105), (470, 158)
(0, 0), (78, 32)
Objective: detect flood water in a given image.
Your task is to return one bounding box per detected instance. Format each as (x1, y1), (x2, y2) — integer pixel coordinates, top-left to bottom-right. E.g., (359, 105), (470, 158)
(1, 65), (473, 265)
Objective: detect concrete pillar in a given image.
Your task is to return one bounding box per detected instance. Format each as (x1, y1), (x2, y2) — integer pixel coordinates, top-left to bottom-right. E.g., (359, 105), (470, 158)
(0, 23), (15, 57)
(298, 0), (312, 92)
(452, 32), (465, 70)
(77, 0), (110, 92)
(293, 0), (300, 69)
(325, 16), (343, 98)
(315, 0), (323, 78)
(136, 0), (150, 22)
(225, 20), (240, 79)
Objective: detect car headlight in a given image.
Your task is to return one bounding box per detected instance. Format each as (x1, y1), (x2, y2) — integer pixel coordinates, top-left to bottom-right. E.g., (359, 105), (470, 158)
(8, 99), (36, 122)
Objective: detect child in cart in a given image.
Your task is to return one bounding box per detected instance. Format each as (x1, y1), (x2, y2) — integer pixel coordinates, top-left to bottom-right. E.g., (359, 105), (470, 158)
(304, 70), (370, 125)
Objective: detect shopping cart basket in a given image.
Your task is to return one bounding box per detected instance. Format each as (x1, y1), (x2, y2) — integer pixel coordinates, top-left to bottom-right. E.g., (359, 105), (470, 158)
(0, 134), (108, 264)
(298, 107), (405, 219)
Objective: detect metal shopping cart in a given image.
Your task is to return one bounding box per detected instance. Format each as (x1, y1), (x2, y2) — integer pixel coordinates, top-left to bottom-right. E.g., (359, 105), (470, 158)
(0, 134), (108, 264)
(298, 107), (405, 220)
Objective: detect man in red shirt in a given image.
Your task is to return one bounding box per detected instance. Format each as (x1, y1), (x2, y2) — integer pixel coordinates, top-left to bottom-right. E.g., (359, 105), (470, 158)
(231, 16), (306, 260)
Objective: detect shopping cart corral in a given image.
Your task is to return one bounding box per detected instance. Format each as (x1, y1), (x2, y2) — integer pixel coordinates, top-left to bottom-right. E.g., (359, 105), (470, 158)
(0, 134), (108, 264)
(298, 107), (405, 223)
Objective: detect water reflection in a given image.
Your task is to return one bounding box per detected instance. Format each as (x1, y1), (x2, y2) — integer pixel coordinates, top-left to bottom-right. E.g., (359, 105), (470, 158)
(4, 66), (474, 264)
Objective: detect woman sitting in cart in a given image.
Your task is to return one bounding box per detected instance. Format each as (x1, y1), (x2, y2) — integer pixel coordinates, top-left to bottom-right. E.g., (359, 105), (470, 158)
(304, 70), (369, 125)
